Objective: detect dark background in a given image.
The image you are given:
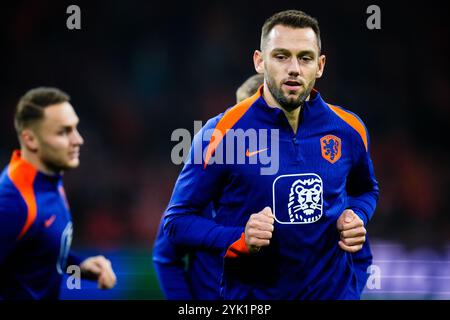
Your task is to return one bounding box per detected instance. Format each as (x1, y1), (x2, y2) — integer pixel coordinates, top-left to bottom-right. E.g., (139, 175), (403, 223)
(1, 0), (449, 298)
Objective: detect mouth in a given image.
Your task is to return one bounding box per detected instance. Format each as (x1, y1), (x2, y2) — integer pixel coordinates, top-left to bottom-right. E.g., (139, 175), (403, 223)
(282, 79), (302, 91)
(69, 149), (80, 159)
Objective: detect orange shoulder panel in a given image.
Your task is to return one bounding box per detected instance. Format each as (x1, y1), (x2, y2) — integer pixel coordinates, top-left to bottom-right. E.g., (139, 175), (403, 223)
(7, 151), (38, 240)
(326, 104), (368, 152)
(203, 87), (261, 168)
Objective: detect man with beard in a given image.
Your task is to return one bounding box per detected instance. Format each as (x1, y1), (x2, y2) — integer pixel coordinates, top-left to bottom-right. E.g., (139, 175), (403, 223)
(153, 74), (265, 300)
(164, 10), (378, 299)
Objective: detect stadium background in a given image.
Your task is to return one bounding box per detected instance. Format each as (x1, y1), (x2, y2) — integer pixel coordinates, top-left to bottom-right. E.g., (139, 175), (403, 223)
(1, 0), (449, 299)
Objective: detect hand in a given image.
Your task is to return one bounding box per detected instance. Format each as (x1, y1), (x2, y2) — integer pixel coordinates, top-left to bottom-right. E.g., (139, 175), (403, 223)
(244, 207), (274, 254)
(336, 209), (366, 253)
(80, 255), (117, 289)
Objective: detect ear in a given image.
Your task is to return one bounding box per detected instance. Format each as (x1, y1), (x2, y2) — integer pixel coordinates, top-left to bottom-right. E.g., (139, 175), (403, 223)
(253, 50), (265, 74)
(316, 54), (326, 78)
(21, 129), (39, 152)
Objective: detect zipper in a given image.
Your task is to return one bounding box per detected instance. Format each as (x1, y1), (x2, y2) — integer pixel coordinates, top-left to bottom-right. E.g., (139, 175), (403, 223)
(277, 108), (302, 163)
(292, 132), (301, 162)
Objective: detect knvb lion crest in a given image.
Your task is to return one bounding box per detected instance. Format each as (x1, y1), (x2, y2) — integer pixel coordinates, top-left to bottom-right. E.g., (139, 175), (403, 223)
(320, 135), (341, 164)
(287, 177), (323, 223)
(272, 173), (323, 224)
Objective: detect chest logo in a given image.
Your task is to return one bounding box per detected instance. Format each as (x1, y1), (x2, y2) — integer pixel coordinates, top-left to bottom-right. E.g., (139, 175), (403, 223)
(44, 214), (56, 228)
(273, 173), (323, 224)
(320, 135), (341, 164)
(245, 148), (268, 157)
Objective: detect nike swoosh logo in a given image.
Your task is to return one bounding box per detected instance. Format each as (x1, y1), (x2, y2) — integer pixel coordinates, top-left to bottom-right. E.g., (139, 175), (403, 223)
(245, 148), (268, 157)
(44, 214), (56, 228)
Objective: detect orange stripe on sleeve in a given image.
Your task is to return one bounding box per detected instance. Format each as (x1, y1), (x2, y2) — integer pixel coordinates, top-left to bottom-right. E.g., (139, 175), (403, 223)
(7, 151), (38, 240)
(225, 232), (250, 258)
(203, 87), (262, 168)
(326, 104), (368, 152)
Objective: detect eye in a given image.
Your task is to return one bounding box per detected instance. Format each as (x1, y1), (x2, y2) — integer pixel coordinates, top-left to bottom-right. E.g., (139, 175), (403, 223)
(58, 128), (72, 136)
(275, 54), (288, 61)
(300, 56), (313, 62)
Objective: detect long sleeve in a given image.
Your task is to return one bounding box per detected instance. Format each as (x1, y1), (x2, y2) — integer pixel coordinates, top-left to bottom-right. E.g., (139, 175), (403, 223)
(67, 251), (86, 267)
(152, 221), (193, 300)
(0, 199), (27, 265)
(346, 128), (379, 225)
(163, 117), (243, 254)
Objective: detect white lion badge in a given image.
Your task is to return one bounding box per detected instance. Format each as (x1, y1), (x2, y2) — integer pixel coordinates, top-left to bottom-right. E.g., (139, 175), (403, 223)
(272, 173), (323, 224)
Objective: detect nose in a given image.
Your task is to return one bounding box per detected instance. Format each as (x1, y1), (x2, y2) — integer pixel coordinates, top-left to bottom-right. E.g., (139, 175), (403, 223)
(72, 129), (84, 146)
(287, 57), (301, 77)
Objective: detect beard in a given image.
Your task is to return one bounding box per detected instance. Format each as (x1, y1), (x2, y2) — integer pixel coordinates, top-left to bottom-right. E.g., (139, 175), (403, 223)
(266, 71), (315, 112)
(39, 146), (79, 174)
(42, 155), (74, 174)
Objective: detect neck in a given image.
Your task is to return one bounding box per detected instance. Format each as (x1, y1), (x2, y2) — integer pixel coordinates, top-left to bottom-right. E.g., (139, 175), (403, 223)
(281, 108), (301, 134)
(262, 83), (309, 134)
(20, 147), (58, 176)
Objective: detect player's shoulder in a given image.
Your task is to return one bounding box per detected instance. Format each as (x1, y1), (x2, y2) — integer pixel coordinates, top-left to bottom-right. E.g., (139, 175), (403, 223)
(326, 103), (366, 125)
(0, 169), (28, 225)
(0, 190), (28, 217)
(196, 94), (261, 150)
(324, 102), (369, 151)
(205, 93), (261, 130)
(0, 167), (19, 199)
(203, 113), (224, 131)
(191, 114), (223, 147)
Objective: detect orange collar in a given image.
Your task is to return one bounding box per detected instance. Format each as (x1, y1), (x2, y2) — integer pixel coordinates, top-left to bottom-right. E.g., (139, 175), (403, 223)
(8, 150), (38, 181)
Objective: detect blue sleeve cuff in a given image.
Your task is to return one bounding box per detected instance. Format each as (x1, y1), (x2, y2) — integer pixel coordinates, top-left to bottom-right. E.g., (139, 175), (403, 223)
(67, 251), (86, 266)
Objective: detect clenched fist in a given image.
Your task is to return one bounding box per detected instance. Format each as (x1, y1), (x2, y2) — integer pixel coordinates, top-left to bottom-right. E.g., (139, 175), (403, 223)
(244, 207), (275, 254)
(80, 255), (117, 289)
(336, 209), (366, 253)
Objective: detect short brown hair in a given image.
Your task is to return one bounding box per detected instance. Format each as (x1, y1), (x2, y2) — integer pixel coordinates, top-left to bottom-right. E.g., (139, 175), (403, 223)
(14, 87), (70, 133)
(236, 74), (264, 103)
(260, 10), (321, 52)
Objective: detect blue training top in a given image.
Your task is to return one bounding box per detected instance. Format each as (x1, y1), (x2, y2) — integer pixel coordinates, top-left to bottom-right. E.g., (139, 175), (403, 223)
(0, 151), (81, 299)
(164, 86), (379, 299)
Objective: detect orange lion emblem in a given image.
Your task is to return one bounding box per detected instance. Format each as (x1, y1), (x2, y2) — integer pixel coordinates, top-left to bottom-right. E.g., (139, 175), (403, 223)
(320, 135), (341, 164)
